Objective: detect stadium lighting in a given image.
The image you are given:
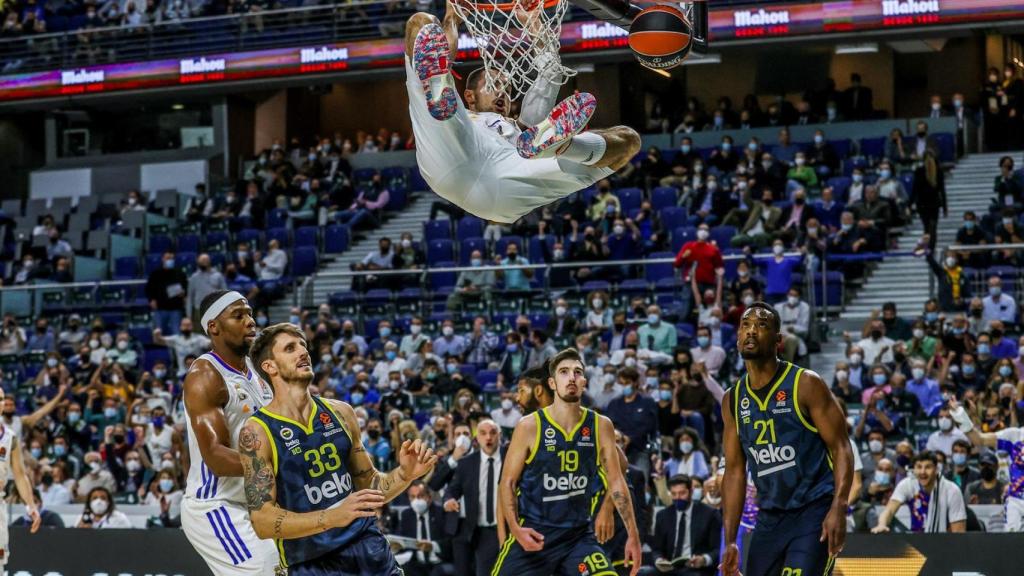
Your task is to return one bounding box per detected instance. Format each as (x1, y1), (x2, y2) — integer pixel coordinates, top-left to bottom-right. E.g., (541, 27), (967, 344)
(835, 43), (879, 55)
(171, 103), (185, 110)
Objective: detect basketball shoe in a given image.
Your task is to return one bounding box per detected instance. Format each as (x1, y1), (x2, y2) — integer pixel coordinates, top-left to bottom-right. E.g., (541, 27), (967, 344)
(414, 23), (458, 121)
(516, 92), (597, 160)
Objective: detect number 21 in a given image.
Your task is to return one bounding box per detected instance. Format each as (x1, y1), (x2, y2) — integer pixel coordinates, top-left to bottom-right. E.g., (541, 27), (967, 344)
(753, 419), (776, 445)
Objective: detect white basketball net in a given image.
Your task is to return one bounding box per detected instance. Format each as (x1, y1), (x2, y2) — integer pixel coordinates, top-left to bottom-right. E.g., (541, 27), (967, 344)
(451, 0), (575, 101)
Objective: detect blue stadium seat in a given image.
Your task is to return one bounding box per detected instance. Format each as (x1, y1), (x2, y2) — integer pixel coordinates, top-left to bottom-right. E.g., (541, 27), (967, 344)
(144, 254), (163, 274)
(267, 227), (290, 248)
(859, 137), (886, 160)
(581, 280), (611, 292)
(177, 252), (198, 275)
(826, 176), (851, 203)
(149, 235), (173, 254)
(144, 348), (172, 371)
(427, 239), (454, 262)
(460, 237), (486, 264)
(651, 187), (678, 211)
(720, 323), (737, 351)
(267, 208), (289, 229)
(671, 227), (697, 252)
(529, 236), (554, 263)
(114, 257), (138, 280)
(236, 229), (262, 249)
(457, 217), (484, 240)
(477, 370), (499, 387)
(292, 247), (318, 276)
(295, 226), (318, 249)
(617, 188), (643, 212)
(177, 233), (200, 254)
(618, 279), (650, 296)
(130, 327), (153, 347)
(424, 220), (451, 243)
(324, 225), (349, 254)
(710, 225), (736, 248)
(429, 261), (457, 291)
(206, 231), (230, 250)
(387, 188), (408, 211)
(353, 168), (377, 185)
(645, 252), (675, 283)
(828, 139), (852, 160)
(660, 207), (688, 231)
(933, 133), (956, 163)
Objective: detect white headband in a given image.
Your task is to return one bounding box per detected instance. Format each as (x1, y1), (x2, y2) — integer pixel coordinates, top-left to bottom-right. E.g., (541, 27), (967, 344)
(201, 291), (247, 335)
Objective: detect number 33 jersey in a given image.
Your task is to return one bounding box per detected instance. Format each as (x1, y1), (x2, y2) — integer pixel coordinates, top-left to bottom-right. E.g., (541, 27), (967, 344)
(248, 395), (374, 567)
(518, 407), (605, 529)
(732, 361), (834, 512)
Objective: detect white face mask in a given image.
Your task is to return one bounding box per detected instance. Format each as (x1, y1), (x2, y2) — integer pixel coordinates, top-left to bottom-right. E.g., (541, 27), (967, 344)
(787, 296), (799, 307)
(88, 461), (101, 473)
(90, 498), (109, 515)
(410, 325), (422, 335)
(742, 295), (754, 307)
(455, 435), (472, 451)
(835, 370), (848, 382)
(555, 306), (567, 317)
(938, 417), (953, 431)
(849, 353), (862, 365)
(442, 326), (454, 337)
(945, 257), (957, 268)
(501, 399), (514, 411)
(593, 298), (604, 309)
(706, 494), (722, 506)
(126, 460), (141, 473)
(696, 229), (709, 241)
(410, 499), (429, 515)
(869, 439), (883, 454)
(773, 245), (785, 256)
(913, 329), (925, 339)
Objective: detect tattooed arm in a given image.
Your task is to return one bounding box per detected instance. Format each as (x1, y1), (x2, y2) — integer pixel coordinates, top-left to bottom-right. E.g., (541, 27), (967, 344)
(500, 414), (545, 551)
(239, 420), (384, 540)
(328, 399), (438, 504)
(597, 415), (642, 576)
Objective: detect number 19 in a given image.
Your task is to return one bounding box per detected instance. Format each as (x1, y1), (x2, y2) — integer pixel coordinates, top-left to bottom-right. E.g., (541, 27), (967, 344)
(558, 450), (578, 472)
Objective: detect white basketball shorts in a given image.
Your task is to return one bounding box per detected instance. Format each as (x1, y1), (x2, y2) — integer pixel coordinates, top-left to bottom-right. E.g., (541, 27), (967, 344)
(181, 497), (280, 576)
(405, 57), (613, 224)
(1006, 496), (1024, 531)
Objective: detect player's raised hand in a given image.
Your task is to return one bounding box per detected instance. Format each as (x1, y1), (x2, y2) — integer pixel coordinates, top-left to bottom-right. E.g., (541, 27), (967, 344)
(512, 525), (544, 552)
(28, 507), (40, 533)
(398, 439), (438, 480)
(335, 489), (385, 527)
(719, 543), (742, 576)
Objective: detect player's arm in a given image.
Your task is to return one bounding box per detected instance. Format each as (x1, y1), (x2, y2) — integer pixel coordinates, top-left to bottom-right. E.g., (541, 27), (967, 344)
(10, 436), (40, 532)
(239, 420), (384, 540)
(948, 397), (997, 448)
(594, 444), (629, 543)
(22, 384), (68, 429)
(800, 370), (853, 556)
(183, 360), (243, 477)
(500, 414), (544, 551)
(598, 415), (641, 576)
(719, 388), (745, 576)
(331, 399), (436, 504)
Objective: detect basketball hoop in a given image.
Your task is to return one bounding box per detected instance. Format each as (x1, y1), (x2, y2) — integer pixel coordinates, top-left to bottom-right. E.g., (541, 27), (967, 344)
(450, 0), (576, 102)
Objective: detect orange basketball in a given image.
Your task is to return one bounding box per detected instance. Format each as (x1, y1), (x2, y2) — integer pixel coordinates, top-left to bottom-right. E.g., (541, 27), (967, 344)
(628, 5), (692, 70)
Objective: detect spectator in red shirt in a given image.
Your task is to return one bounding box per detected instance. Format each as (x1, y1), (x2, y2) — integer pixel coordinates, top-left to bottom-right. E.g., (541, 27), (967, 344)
(675, 223), (725, 319)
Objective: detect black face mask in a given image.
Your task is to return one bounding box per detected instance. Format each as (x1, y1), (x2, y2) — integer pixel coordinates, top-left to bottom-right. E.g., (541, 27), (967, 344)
(434, 430), (447, 442)
(614, 324), (625, 332)
(870, 330), (883, 339)
(517, 326), (529, 336)
(981, 467), (996, 481)
(971, 309), (983, 318)
(113, 434), (125, 444)
(917, 131), (927, 137)
(993, 330), (1004, 339)
(181, 330), (192, 337)
(343, 329), (354, 338)
(367, 430), (381, 440)
(41, 473), (53, 486)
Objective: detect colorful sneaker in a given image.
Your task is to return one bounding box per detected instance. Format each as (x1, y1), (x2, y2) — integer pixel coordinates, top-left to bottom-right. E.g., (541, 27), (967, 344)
(516, 92), (597, 159)
(414, 23), (458, 121)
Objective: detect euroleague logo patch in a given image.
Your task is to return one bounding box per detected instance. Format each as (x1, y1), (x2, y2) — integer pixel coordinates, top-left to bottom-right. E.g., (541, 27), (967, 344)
(320, 412), (333, 427)
(776, 390), (787, 403)
(581, 427), (591, 441)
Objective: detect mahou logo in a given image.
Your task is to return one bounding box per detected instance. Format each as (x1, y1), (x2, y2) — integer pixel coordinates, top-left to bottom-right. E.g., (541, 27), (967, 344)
(881, 0), (940, 16)
(734, 8), (790, 28)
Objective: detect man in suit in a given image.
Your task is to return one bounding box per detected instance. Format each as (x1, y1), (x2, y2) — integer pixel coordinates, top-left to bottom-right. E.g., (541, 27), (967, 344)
(645, 474), (721, 576)
(843, 73), (873, 120)
(393, 481), (454, 576)
(546, 298), (579, 339)
(442, 418), (504, 576)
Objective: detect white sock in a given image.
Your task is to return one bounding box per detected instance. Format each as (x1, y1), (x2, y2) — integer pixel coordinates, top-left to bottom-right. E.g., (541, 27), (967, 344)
(557, 132), (606, 165)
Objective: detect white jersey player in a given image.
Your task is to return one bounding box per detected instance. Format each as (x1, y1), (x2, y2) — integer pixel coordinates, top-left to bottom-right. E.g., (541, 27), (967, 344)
(0, 388), (42, 568)
(950, 397), (1024, 530)
(403, 2), (641, 224)
(181, 291), (279, 575)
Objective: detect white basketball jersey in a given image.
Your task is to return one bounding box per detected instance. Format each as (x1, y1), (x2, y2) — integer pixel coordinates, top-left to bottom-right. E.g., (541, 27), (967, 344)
(470, 111), (522, 146)
(184, 352), (273, 504)
(0, 424), (15, 497)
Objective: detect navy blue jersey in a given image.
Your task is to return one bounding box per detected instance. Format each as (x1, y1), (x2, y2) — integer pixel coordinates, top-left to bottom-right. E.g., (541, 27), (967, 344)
(732, 361), (834, 512)
(518, 407), (605, 528)
(248, 396), (374, 568)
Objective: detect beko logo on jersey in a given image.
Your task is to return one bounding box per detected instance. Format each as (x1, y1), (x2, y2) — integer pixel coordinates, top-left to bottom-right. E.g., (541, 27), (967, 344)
(747, 444), (797, 477)
(304, 471), (353, 504)
(542, 473), (588, 492)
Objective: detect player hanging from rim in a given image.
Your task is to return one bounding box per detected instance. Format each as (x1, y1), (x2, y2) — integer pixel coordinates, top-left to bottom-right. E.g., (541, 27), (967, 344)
(495, 348), (642, 576)
(948, 396), (1024, 531)
(506, 367), (635, 572)
(181, 291), (280, 576)
(403, 1), (641, 224)
(240, 323), (438, 574)
(720, 303), (853, 576)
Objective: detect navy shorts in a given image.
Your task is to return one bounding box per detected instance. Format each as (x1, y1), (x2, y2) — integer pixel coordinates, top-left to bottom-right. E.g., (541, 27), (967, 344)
(492, 525), (614, 576)
(745, 496), (836, 576)
(289, 530), (402, 576)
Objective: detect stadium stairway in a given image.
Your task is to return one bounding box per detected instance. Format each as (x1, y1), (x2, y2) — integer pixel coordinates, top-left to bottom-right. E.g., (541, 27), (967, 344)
(809, 151), (1023, 382)
(266, 192), (434, 321)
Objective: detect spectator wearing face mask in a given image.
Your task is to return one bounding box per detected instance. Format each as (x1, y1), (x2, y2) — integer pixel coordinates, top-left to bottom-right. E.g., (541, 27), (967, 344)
(925, 406), (969, 458)
(863, 457), (896, 510)
(496, 242), (532, 293)
(855, 386), (898, 439)
(965, 451), (1005, 504)
(905, 359), (942, 417)
(74, 452), (116, 503)
(860, 429), (897, 480)
(447, 250), (495, 311)
(650, 474), (720, 576)
(25, 318), (55, 353)
(145, 251), (188, 336)
(732, 188), (782, 250)
(588, 181), (620, 222)
(983, 275), (1017, 326)
(152, 317), (210, 377)
(944, 439), (979, 492)
(105, 331), (138, 370)
(785, 152), (818, 191)
(496, 333), (528, 389)
(185, 253), (227, 321)
(38, 464), (72, 506)
(59, 315), (88, 349)
(145, 470), (183, 528)
(433, 320), (468, 359)
(637, 304), (677, 357)
(848, 319), (895, 365)
(689, 326), (724, 377)
(674, 223), (724, 300)
(400, 317), (431, 358)
(773, 287), (810, 361)
(665, 428), (709, 481)
(76, 487), (131, 529)
(361, 418), (391, 470)
(371, 342), (406, 388)
(830, 362), (862, 404)
(926, 252), (971, 311)
(0, 316), (26, 356)
(606, 368), (659, 473)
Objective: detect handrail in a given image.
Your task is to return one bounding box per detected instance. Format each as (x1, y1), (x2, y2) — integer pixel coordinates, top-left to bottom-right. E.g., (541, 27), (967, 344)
(948, 242), (1024, 253)
(0, 278), (144, 293)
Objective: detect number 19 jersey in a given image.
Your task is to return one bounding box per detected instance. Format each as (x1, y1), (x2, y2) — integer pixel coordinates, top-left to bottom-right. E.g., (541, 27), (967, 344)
(518, 407), (605, 529)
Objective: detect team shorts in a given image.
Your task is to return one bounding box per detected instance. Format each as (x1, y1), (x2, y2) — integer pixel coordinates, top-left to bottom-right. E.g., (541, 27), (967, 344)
(492, 524), (614, 576)
(181, 498), (281, 576)
(745, 496), (836, 576)
(288, 528), (402, 576)
(404, 57), (613, 224)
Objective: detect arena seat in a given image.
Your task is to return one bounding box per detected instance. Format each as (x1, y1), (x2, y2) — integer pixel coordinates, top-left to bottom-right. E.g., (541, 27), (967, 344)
(292, 246), (318, 276)
(457, 216), (484, 239)
(324, 225), (350, 254)
(651, 187), (678, 211)
(423, 220), (451, 243)
(295, 226), (319, 249)
(617, 188), (643, 212)
(459, 237), (486, 264)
